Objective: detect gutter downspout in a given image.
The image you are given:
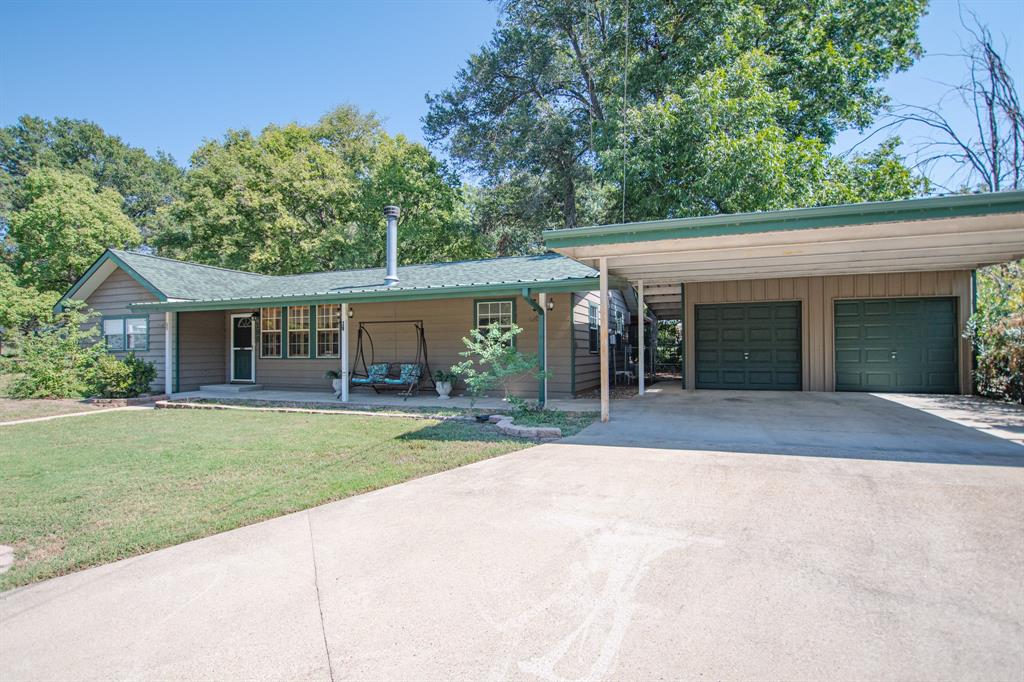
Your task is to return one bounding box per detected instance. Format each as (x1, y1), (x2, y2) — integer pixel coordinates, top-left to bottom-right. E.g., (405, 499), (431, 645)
(521, 288), (546, 408)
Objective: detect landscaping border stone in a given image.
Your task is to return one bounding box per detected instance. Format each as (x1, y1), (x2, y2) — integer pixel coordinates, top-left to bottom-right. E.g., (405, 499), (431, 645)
(155, 399), (562, 439)
(87, 394), (167, 407)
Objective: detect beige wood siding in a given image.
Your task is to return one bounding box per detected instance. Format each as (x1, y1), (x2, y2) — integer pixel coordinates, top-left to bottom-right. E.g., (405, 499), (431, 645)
(177, 311), (227, 391)
(572, 290), (630, 394)
(682, 270), (973, 394)
(81, 268), (165, 392)
(245, 295), (575, 398)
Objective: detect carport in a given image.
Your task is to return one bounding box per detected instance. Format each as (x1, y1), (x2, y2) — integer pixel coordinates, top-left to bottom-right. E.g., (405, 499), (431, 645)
(543, 191), (1024, 421)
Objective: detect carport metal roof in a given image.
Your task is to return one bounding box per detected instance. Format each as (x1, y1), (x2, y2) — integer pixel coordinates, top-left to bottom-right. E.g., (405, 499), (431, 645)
(543, 191), (1024, 319)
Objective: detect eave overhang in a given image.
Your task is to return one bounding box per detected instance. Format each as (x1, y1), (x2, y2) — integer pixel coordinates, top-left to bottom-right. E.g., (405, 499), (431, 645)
(129, 276), (603, 312)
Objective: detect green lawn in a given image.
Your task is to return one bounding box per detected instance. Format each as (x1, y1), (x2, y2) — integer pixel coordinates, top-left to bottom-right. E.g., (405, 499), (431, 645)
(0, 409), (531, 590)
(0, 398), (105, 423)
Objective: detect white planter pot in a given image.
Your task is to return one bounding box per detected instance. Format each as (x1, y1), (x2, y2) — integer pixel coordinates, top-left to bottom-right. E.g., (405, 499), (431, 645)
(331, 378), (342, 397)
(436, 381), (452, 399)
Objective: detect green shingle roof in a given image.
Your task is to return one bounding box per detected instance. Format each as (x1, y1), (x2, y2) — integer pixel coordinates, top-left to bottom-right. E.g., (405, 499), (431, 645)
(99, 249), (598, 309)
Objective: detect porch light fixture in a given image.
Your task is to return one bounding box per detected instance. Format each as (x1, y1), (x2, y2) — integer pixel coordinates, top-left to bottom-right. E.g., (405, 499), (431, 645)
(546, 298), (555, 311)
(347, 307), (354, 318)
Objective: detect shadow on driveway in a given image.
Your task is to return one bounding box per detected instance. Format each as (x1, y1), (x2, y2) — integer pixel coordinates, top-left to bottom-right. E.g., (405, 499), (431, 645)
(567, 388), (1024, 467)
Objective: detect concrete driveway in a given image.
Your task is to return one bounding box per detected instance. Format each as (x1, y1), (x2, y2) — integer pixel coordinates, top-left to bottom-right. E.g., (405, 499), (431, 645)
(2, 391), (1022, 681)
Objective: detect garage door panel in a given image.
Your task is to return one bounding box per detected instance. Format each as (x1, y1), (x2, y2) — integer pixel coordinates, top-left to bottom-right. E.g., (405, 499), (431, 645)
(695, 301), (802, 390)
(835, 297), (957, 394)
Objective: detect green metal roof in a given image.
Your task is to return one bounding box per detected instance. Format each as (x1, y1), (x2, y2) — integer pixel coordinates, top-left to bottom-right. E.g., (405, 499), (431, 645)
(61, 249), (600, 311)
(542, 190), (1024, 248)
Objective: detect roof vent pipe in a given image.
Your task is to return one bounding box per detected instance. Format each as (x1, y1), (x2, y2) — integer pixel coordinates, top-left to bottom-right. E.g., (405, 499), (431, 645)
(384, 205), (400, 285)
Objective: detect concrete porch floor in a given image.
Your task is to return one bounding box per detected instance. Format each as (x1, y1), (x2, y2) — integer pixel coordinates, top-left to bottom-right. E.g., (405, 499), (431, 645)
(170, 387), (601, 413)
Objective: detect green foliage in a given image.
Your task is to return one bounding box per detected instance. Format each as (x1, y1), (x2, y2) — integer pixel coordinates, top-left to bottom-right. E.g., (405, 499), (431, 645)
(655, 320), (682, 371)
(433, 368), (459, 384)
(86, 352), (157, 398)
(0, 263), (55, 352)
(965, 261), (1024, 403)
(0, 115), (183, 237)
(426, 0), (928, 240)
(155, 105), (486, 274)
(606, 51), (927, 218)
(7, 168), (141, 292)
(452, 324), (543, 405)
(2, 302), (105, 399)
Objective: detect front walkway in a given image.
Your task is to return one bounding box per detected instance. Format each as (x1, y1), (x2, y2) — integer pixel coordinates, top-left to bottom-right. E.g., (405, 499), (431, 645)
(172, 387), (600, 413)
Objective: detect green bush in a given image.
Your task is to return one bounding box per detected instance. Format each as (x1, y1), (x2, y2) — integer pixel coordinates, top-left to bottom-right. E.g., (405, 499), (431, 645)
(1, 302), (105, 399)
(87, 352), (157, 398)
(452, 324), (546, 407)
(965, 262), (1024, 404)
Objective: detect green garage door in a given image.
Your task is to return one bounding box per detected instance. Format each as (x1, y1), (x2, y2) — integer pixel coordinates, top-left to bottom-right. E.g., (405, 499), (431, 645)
(834, 297), (958, 393)
(695, 301), (802, 390)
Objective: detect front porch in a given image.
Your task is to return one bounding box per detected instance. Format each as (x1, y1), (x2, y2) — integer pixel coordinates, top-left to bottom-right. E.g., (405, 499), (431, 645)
(171, 385), (600, 413)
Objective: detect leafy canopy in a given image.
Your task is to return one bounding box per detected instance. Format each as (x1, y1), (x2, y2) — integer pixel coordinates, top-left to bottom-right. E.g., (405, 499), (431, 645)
(7, 168), (141, 292)
(426, 0), (929, 245)
(155, 105), (486, 275)
(0, 115), (182, 238)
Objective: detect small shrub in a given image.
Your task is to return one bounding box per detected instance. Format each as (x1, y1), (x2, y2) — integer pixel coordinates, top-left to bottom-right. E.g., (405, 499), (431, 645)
(87, 352), (157, 398)
(452, 324), (547, 406)
(2, 302), (104, 399)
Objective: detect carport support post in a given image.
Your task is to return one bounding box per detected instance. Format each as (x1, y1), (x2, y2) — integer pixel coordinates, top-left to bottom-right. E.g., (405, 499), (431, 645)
(638, 280), (645, 395)
(164, 311), (174, 395)
(599, 257), (610, 422)
(340, 303), (350, 402)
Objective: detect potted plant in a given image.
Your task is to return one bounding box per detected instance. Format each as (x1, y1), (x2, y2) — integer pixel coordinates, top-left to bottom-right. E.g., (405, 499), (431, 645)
(433, 368), (457, 399)
(324, 369), (343, 397)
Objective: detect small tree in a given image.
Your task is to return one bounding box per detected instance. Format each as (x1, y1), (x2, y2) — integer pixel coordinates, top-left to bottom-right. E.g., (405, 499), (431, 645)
(2, 301), (106, 398)
(452, 324), (545, 406)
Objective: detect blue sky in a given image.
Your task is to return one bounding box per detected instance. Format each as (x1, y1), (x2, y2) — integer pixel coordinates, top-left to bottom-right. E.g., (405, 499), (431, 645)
(2, 0), (1022, 189)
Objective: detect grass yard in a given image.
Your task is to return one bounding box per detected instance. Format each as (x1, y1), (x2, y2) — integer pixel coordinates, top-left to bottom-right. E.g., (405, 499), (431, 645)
(0, 408), (533, 590)
(0, 398), (105, 423)
(0, 372), (104, 423)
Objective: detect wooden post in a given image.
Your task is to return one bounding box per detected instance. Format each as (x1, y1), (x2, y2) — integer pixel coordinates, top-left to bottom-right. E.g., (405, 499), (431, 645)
(164, 311), (174, 395)
(538, 292), (548, 406)
(637, 280), (645, 395)
(599, 257), (610, 422)
(340, 303), (350, 402)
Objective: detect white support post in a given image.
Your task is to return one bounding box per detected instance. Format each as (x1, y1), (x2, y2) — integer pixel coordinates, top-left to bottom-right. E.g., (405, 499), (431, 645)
(340, 303), (350, 402)
(599, 257), (610, 422)
(538, 292), (549, 406)
(637, 280), (645, 395)
(164, 311), (174, 395)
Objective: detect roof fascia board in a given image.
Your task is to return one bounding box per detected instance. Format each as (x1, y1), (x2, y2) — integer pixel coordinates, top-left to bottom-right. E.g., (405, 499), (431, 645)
(55, 250), (168, 312)
(130, 276), (603, 312)
(542, 191), (1024, 248)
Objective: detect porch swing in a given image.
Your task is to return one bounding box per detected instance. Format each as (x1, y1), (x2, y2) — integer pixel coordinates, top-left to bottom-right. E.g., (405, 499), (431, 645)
(350, 320), (435, 397)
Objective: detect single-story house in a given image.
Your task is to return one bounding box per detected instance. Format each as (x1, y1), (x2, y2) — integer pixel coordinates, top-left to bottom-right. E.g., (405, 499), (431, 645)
(57, 192), (1024, 419)
(56, 218), (637, 404)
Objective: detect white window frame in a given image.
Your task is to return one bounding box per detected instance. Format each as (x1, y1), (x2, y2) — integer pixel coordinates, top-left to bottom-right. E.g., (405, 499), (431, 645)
(315, 304), (340, 358)
(287, 306), (310, 358)
(260, 307), (282, 359)
(102, 316), (148, 352)
(588, 302), (600, 354)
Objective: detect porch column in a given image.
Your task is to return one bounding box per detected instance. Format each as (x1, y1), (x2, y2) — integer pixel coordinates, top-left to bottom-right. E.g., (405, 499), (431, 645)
(164, 311), (174, 395)
(340, 303), (350, 402)
(538, 292), (549, 406)
(637, 280), (645, 395)
(599, 257), (610, 422)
